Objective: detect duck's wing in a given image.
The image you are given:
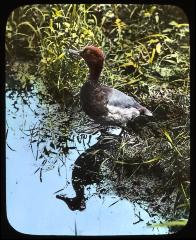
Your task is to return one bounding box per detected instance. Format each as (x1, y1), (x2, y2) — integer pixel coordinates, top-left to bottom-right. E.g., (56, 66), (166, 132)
(106, 88), (141, 108)
(103, 86), (153, 116)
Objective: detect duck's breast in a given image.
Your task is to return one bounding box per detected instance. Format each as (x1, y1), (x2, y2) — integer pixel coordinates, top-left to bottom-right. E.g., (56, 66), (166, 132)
(80, 82), (107, 119)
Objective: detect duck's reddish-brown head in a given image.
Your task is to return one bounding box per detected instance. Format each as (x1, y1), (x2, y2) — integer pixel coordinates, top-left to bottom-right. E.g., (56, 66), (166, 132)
(69, 45), (105, 81)
(80, 46), (105, 65)
(69, 45), (105, 68)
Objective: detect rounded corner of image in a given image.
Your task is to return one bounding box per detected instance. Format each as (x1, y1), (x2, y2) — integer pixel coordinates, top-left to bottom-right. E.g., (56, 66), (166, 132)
(5, 210), (32, 236)
(6, 4), (35, 26)
(167, 4), (190, 25)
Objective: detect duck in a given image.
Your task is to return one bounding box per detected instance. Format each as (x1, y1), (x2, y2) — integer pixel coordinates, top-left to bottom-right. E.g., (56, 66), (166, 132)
(69, 45), (153, 127)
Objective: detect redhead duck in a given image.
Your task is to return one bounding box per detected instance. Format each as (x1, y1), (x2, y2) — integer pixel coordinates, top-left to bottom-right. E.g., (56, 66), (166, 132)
(69, 46), (152, 126)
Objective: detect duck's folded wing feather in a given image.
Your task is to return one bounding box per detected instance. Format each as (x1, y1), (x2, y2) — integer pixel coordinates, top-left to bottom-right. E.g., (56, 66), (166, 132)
(104, 87), (142, 109)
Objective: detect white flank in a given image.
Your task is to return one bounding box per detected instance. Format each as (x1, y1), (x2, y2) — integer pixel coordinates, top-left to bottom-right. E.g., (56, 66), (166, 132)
(106, 104), (140, 124)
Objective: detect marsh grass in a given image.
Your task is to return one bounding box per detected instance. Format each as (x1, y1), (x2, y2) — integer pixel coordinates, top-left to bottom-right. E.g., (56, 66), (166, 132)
(6, 5), (189, 98)
(6, 4), (190, 230)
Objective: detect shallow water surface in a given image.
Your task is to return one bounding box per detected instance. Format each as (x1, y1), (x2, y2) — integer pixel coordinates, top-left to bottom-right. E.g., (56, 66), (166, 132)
(6, 86), (169, 235)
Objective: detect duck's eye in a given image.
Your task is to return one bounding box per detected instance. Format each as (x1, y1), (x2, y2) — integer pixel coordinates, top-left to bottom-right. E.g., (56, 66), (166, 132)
(84, 49), (91, 55)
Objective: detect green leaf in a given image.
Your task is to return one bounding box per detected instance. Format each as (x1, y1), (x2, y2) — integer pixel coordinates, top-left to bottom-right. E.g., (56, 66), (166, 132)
(143, 156), (161, 164)
(169, 21), (189, 28)
(156, 42), (161, 54)
(149, 219), (188, 227)
(149, 48), (156, 64)
(162, 128), (173, 144)
(50, 19), (55, 33)
(147, 39), (159, 44)
(121, 60), (138, 69)
(57, 52), (65, 59)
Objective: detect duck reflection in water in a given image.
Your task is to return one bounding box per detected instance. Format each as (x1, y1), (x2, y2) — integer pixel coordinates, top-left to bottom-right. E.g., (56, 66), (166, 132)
(56, 134), (120, 211)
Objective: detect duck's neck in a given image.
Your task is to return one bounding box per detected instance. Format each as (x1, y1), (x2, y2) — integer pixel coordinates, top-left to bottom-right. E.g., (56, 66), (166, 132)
(88, 63), (103, 83)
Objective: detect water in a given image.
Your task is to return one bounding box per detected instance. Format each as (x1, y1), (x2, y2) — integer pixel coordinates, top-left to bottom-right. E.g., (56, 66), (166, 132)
(6, 87), (169, 235)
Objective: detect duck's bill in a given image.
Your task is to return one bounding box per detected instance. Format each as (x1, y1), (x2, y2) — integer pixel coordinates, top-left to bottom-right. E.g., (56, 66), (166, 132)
(68, 49), (81, 58)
